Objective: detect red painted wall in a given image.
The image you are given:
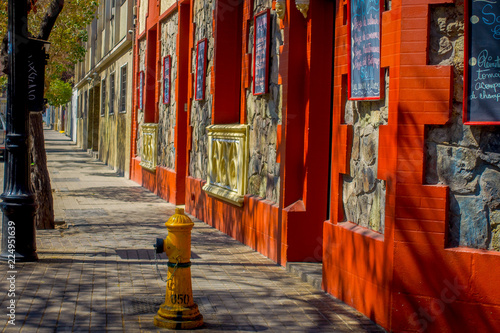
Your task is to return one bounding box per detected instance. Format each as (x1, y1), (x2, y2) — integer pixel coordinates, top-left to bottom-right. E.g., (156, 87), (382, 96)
(186, 177), (281, 262)
(391, 1), (500, 332)
(323, 1), (395, 327)
(276, 0), (335, 264)
(323, 1), (500, 331)
(130, 1), (189, 206)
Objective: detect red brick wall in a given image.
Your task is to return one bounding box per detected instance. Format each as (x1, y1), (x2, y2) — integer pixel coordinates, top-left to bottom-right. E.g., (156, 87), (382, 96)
(323, 1), (500, 331)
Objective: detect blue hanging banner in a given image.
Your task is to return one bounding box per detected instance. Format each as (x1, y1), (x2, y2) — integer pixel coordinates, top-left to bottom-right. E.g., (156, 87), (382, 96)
(349, 0), (382, 100)
(253, 9), (270, 96)
(195, 39), (207, 101)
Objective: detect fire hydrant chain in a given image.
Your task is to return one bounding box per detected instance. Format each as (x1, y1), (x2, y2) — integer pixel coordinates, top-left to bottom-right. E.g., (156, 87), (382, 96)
(153, 248), (167, 282)
(153, 248), (180, 283)
(165, 257), (181, 284)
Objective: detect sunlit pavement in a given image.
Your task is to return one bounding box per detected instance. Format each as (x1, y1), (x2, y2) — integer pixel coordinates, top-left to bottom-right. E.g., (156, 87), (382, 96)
(0, 128), (386, 332)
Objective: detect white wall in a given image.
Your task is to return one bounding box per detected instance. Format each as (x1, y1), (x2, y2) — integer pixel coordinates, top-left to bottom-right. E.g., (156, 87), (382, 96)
(71, 89), (78, 143)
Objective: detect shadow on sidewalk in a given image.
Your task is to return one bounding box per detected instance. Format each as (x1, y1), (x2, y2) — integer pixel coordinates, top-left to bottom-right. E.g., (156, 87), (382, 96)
(63, 186), (165, 203)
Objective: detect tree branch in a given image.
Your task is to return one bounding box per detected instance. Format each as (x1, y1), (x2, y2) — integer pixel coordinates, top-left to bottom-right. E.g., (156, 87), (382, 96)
(37, 0), (64, 40)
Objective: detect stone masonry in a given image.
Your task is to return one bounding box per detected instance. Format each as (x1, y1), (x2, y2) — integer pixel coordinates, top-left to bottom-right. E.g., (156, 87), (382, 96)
(136, 39), (146, 159)
(342, 71), (389, 234)
(189, 0), (214, 180)
(158, 12), (178, 170)
(426, 1), (500, 251)
(246, 0), (282, 204)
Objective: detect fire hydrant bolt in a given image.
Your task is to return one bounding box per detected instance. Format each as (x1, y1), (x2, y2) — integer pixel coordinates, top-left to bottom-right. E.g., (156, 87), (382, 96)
(154, 207), (203, 329)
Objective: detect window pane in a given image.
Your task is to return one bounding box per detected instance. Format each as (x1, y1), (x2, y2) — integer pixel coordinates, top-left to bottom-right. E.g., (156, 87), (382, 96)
(101, 78), (106, 116)
(120, 65), (127, 112)
(110, 73), (115, 115)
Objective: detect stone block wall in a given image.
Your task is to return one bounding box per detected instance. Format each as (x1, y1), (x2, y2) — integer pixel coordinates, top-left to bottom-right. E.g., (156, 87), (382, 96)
(161, 0), (176, 13)
(342, 71), (389, 233)
(246, 0), (282, 204)
(189, 0), (214, 180)
(158, 12), (178, 170)
(136, 39), (146, 159)
(425, 2), (500, 251)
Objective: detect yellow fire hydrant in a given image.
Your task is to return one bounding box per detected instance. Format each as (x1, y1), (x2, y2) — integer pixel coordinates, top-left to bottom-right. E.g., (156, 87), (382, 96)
(154, 207), (203, 329)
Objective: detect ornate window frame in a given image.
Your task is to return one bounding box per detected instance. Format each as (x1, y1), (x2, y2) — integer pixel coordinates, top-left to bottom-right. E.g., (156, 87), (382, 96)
(139, 123), (158, 172)
(202, 124), (249, 207)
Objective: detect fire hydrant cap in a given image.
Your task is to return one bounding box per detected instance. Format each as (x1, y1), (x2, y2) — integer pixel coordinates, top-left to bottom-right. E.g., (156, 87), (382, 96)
(165, 207), (194, 229)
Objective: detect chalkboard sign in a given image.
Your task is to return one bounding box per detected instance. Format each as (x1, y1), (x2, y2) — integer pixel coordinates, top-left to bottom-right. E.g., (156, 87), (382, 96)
(348, 0), (382, 100)
(253, 9), (270, 96)
(138, 71), (144, 110)
(464, 1), (500, 124)
(163, 56), (171, 105)
(195, 39), (207, 101)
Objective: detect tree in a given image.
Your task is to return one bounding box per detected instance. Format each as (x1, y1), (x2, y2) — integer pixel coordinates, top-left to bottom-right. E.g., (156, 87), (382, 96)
(0, 0), (98, 81)
(0, 0), (98, 229)
(45, 79), (72, 107)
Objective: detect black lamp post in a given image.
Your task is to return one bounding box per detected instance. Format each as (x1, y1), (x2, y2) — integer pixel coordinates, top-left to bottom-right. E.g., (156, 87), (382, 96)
(0, 0), (37, 261)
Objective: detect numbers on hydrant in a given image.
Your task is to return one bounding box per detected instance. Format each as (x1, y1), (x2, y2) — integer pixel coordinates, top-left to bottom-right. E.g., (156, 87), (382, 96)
(171, 294), (190, 305)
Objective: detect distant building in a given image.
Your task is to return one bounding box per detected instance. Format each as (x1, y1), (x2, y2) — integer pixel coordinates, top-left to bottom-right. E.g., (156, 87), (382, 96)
(74, 0), (134, 177)
(0, 98), (6, 117)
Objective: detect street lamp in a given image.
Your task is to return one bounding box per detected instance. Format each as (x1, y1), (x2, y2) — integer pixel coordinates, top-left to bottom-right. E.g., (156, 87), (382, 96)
(0, 0), (38, 261)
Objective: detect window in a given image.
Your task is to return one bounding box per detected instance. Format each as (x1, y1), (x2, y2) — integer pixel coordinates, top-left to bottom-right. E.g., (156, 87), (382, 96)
(77, 94), (80, 118)
(111, 0), (116, 19)
(109, 73), (115, 115)
(84, 90), (88, 118)
(101, 77), (106, 116)
(78, 94), (82, 118)
(120, 64), (127, 113)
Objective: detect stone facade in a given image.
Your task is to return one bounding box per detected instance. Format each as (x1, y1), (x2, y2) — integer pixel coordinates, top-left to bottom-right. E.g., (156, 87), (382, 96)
(426, 2), (500, 251)
(158, 13), (178, 170)
(161, 0), (176, 13)
(342, 71), (389, 234)
(136, 39), (146, 159)
(189, 0), (214, 180)
(246, 0), (282, 204)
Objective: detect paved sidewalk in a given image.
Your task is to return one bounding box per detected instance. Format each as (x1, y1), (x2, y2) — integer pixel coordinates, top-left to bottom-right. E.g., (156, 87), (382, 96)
(1, 129), (385, 332)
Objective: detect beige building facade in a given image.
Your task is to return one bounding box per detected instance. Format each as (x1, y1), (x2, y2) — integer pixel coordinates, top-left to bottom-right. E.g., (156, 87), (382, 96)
(74, 0), (134, 178)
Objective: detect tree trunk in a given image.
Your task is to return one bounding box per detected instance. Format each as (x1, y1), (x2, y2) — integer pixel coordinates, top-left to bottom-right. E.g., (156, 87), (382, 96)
(28, 0), (64, 229)
(29, 112), (54, 229)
